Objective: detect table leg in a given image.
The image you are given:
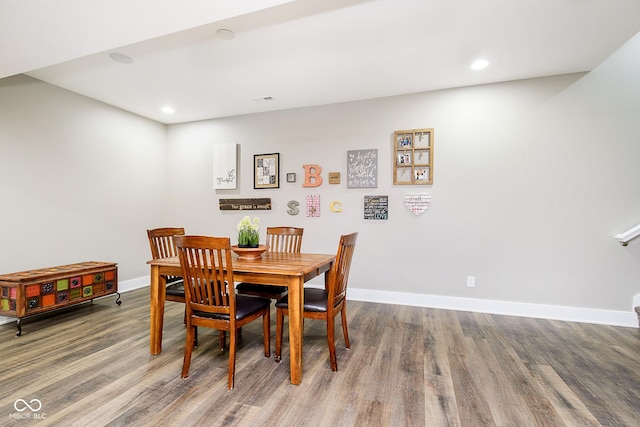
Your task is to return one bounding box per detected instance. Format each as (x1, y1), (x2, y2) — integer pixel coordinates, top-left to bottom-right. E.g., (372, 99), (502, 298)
(287, 276), (304, 385)
(149, 265), (166, 355)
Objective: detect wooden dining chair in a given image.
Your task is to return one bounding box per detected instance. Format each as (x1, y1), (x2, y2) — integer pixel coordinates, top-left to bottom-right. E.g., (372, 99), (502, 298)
(236, 226), (304, 301)
(147, 227), (187, 304)
(148, 227), (213, 348)
(275, 232), (358, 372)
(174, 235), (271, 390)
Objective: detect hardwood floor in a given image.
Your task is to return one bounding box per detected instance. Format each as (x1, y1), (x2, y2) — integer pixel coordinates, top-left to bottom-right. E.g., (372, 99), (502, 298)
(1, 287), (639, 426)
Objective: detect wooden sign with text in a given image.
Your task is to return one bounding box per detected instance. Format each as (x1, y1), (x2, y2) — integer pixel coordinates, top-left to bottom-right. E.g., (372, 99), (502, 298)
(219, 198), (272, 211)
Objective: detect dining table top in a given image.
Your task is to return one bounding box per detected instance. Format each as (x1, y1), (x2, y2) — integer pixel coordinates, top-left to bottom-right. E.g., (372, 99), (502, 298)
(147, 252), (336, 278)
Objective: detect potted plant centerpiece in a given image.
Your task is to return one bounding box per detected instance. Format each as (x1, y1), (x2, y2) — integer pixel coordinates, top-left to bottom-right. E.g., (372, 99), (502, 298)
(237, 216), (260, 247)
(233, 216), (267, 260)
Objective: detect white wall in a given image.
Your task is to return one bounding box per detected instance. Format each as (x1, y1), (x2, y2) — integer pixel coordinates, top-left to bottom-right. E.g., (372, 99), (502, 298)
(0, 75), (167, 280)
(164, 35), (640, 320)
(1, 33), (639, 327)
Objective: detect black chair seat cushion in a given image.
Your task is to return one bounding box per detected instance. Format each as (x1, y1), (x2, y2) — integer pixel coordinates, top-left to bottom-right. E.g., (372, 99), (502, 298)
(275, 288), (328, 313)
(236, 282), (288, 296)
(193, 295), (271, 321)
(168, 279), (224, 298)
(166, 278), (185, 297)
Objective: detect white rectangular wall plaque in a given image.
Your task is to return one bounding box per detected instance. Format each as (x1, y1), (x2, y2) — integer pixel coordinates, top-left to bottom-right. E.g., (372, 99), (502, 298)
(213, 143), (237, 189)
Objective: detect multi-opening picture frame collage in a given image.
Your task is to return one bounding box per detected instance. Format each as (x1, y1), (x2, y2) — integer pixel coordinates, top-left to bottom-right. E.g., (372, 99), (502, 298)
(393, 128), (434, 185)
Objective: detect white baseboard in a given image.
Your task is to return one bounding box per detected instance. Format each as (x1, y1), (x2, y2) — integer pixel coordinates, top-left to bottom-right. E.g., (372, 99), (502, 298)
(344, 287), (638, 328)
(2, 277), (637, 328)
(118, 275), (152, 293)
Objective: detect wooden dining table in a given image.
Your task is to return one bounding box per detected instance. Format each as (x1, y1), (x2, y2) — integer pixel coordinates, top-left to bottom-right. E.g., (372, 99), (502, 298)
(147, 252), (335, 385)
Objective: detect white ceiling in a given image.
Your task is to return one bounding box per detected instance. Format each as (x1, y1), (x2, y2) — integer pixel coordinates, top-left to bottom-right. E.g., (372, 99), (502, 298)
(3, 0), (640, 124)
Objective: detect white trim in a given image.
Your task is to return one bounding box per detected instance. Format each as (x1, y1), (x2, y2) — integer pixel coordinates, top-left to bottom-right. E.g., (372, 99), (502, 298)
(2, 277), (637, 328)
(119, 275), (151, 293)
(614, 223), (640, 246)
(344, 287), (638, 328)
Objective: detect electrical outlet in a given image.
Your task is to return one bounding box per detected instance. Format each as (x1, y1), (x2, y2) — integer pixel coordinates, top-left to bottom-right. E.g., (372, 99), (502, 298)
(466, 275), (476, 287)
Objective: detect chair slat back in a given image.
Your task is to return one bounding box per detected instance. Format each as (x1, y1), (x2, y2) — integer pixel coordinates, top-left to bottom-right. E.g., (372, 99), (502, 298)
(266, 227), (303, 253)
(174, 235), (236, 317)
(328, 232), (358, 306)
(147, 227), (185, 259)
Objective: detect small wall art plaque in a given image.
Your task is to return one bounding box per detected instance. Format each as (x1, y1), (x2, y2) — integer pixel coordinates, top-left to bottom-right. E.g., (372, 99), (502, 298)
(306, 194), (320, 217)
(403, 193), (432, 216)
(364, 195), (388, 220)
(347, 149), (378, 188)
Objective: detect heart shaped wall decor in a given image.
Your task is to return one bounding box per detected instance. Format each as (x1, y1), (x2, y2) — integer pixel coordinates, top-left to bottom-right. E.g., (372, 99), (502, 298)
(404, 193), (432, 216)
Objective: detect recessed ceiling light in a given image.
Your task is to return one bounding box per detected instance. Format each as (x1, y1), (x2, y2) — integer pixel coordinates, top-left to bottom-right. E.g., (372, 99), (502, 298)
(216, 29), (235, 40)
(109, 52), (133, 64)
(471, 59), (489, 70)
(161, 106), (175, 114)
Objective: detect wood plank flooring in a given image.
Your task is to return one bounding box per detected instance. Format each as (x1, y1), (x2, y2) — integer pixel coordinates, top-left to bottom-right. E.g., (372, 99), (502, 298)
(1, 288), (639, 426)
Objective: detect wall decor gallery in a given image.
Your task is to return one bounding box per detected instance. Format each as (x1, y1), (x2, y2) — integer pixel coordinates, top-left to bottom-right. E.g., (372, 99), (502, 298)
(216, 141), (433, 219)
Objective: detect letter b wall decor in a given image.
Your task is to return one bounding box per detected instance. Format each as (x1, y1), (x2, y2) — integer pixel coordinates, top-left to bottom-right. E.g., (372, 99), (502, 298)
(302, 164), (323, 187)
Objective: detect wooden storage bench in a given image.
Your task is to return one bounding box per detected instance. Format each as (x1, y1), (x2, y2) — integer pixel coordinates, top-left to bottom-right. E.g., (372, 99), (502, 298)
(0, 261), (121, 336)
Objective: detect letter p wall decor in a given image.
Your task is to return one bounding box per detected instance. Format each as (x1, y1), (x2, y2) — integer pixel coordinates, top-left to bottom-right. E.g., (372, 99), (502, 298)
(213, 143), (238, 189)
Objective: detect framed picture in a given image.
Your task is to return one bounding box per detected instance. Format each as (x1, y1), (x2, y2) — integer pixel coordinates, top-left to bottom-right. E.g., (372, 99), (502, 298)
(254, 153), (280, 189)
(286, 173), (296, 183)
(397, 151), (411, 165)
(393, 128), (434, 185)
(397, 134), (412, 148)
(415, 167), (430, 181)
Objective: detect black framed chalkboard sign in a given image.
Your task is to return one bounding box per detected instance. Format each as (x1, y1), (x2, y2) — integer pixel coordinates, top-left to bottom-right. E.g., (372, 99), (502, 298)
(393, 128), (434, 185)
(364, 195), (388, 220)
